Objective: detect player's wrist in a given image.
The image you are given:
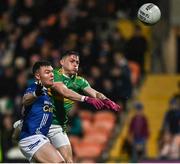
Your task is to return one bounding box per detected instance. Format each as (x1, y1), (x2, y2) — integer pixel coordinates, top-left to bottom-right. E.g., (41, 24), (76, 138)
(96, 92), (107, 100)
(81, 96), (86, 102)
(101, 96), (107, 100)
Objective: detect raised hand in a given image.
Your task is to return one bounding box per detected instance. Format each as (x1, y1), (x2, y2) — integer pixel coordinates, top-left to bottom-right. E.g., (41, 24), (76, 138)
(102, 99), (121, 111)
(84, 97), (104, 110)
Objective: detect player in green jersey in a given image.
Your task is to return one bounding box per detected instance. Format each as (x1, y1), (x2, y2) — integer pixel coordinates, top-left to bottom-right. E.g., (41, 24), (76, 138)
(14, 51), (120, 162)
(47, 51), (121, 162)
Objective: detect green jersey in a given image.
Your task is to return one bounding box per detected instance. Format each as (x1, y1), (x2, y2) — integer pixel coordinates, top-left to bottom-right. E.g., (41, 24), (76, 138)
(52, 68), (90, 129)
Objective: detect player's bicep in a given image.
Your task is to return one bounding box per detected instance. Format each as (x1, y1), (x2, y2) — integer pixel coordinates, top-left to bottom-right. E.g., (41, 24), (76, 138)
(53, 82), (68, 95)
(53, 82), (82, 101)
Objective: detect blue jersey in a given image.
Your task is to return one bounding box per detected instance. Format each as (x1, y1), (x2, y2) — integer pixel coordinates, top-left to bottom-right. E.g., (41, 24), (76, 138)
(20, 83), (54, 140)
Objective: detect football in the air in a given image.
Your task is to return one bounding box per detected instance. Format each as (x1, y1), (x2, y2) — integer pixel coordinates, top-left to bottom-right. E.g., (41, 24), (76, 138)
(137, 3), (161, 25)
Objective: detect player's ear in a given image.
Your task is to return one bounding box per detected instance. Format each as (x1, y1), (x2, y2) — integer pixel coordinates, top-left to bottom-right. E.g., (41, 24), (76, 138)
(60, 59), (64, 66)
(34, 72), (40, 81)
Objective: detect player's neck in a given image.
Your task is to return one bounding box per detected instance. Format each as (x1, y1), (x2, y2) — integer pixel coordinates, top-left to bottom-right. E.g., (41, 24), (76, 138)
(61, 69), (73, 78)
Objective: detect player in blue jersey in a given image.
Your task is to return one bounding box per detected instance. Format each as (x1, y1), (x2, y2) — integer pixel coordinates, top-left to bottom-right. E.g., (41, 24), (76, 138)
(13, 60), (106, 162)
(21, 51), (121, 162)
(18, 61), (64, 163)
(13, 53), (120, 162)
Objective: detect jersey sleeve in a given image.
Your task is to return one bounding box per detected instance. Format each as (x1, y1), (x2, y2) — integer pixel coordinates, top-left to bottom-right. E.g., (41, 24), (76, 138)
(77, 77), (90, 90)
(24, 84), (36, 95)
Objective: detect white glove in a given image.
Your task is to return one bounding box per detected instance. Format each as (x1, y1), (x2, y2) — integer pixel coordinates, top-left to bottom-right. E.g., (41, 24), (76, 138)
(13, 120), (23, 130)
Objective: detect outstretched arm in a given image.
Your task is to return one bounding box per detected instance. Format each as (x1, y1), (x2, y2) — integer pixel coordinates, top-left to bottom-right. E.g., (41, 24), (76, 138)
(23, 82), (104, 110)
(84, 87), (121, 112)
(52, 82), (84, 102)
(52, 82), (104, 110)
(83, 87), (107, 99)
(23, 82), (85, 106)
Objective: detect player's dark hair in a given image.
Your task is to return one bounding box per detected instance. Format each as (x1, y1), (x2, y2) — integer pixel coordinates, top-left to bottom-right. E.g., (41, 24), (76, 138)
(32, 61), (52, 74)
(61, 50), (79, 59)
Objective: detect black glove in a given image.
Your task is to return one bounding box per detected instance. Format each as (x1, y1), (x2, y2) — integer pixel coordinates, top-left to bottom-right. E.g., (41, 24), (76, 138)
(35, 82), (44, 97)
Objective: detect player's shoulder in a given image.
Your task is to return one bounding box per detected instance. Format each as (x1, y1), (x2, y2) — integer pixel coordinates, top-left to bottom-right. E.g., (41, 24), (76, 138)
(24, 82), (36, 93)
(53, 68), (60, 73)
(54, 68), (63, 75)
(75, 75), (86, 81)
(75, 75), (89, 84)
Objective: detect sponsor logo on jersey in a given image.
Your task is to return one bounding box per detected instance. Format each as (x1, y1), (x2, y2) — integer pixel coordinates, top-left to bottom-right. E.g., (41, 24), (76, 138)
(43, 105), (53, 113)
(27, 139), (41, 150)
(43, 137), (47, 140)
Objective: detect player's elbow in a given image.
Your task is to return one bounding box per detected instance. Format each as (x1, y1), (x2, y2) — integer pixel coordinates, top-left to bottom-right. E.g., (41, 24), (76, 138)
(22, 96), (31, 106)
(22, 96), (27, 106)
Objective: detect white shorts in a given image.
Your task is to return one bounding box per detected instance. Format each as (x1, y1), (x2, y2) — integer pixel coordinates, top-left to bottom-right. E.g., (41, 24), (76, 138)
(19, 134), (50, 161)
(47, 125), (70, 148)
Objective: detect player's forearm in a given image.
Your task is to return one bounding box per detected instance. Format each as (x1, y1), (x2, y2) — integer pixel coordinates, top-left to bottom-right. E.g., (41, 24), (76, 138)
(95, 92), (107, 99)
(12, 127), (21, 144)
(22, 93), (36, 106)
(53, 82), (83, 102)
(62, 87), (83, 101)
(84, 87), (107, 99)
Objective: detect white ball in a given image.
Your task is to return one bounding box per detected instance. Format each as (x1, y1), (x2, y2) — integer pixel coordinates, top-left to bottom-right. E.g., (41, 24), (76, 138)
(137, 3), (161, 25)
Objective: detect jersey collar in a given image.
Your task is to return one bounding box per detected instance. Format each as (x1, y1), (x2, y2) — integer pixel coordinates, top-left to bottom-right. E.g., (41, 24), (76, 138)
(59, 68), (76, 79)
(35, 81), (48, 91)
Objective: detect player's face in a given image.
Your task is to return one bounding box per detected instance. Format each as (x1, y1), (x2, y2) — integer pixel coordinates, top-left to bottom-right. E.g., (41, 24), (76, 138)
(36, 66), (54, 87)
(61, 55), (79, 75)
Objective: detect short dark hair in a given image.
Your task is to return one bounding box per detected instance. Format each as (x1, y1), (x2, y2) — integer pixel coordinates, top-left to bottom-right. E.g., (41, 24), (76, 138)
(32, 61), (52, 75)
(61, 50), (79, 59)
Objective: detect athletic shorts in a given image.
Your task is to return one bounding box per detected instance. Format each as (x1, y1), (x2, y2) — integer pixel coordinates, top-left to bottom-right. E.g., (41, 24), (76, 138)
(47, 124), (70, 148)
(19, 134), (50, 161)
